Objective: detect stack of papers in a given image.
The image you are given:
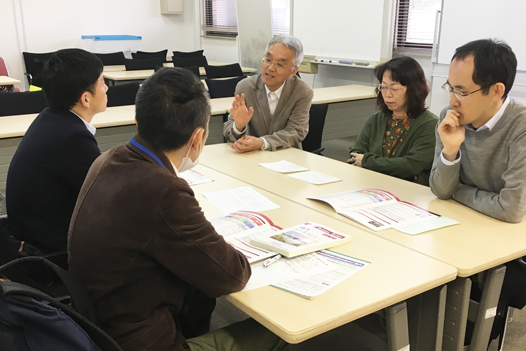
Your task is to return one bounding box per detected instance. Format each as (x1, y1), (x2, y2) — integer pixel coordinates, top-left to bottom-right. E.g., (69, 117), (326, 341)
(245, 250), (369, 299)
(250, 222), (350, 257)
(210, 211), (280, 263)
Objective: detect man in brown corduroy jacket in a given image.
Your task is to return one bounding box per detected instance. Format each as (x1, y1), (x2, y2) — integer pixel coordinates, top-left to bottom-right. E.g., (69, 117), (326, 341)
(68, 67), (290, 351)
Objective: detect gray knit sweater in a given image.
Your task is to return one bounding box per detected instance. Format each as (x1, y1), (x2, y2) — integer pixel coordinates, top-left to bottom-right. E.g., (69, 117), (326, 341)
(430, 100), (526, 223)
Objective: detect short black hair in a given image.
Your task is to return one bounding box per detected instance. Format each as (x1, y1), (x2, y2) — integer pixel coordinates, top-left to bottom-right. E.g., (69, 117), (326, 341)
(40, 49), (103, 111)
(135, 67), (210, 151)
(374, 56), (429, 119)
(452, 39), (517, 99)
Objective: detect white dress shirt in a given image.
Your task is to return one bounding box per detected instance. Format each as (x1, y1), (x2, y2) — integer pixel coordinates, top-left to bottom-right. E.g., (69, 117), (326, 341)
(69, 110), (96, 136)
(232, 82), (286, 150)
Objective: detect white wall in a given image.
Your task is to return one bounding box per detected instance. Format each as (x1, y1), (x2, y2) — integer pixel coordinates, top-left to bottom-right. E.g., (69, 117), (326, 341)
(201, 37), (238, 63)
(2, 0), (199, 90)
(0, 0), (453, 101)
(1, 0), (25, 91)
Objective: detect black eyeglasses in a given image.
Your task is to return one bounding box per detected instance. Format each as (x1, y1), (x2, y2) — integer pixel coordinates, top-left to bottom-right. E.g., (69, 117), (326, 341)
(442, 82), (492, 101)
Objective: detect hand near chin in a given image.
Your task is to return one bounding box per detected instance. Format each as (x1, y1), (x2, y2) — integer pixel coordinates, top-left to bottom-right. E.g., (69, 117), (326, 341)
(438, 110), (465, 161)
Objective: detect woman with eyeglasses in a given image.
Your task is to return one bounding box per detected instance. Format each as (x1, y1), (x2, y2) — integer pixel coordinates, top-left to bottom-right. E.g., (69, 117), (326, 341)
(347, 56), (437, 185)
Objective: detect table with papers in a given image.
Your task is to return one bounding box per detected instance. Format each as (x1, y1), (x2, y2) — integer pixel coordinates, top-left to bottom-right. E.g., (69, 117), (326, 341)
(186, 164), (456, 348)
(200, 143), (526, 350)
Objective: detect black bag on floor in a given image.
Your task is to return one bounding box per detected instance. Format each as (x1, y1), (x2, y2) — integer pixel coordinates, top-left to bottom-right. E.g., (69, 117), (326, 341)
(0, 257), (122, 351)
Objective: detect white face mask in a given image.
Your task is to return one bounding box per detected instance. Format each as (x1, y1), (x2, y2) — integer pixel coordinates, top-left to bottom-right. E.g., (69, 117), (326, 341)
(178, 130), (202, 173)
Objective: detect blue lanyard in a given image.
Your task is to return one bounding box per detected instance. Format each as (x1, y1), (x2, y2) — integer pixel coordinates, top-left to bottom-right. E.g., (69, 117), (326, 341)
(130, 137), (165, 167)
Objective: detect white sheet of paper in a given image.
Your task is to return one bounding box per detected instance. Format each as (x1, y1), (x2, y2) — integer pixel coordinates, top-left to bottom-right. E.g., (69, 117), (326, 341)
(243, 252), (334, 291)
(259, 160), (309, 173)
(202, 187), (280, 214)
(393, 216), (459, 235)
(179, 170), (213, 186)
(272, 250), (369, 299)
(287, 171), (341, 185)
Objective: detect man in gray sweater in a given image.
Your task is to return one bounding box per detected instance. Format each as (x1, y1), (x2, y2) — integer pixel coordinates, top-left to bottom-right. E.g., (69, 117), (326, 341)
(430, 39), (526, 223)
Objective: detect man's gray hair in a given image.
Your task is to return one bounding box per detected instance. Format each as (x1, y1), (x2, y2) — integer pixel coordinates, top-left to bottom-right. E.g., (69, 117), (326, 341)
(266, 35), (304, 67)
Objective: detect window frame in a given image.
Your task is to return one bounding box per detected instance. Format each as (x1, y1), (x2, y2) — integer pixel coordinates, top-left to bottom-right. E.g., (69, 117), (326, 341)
(393, 0), (442, 51)
(201, 0), (292, 39)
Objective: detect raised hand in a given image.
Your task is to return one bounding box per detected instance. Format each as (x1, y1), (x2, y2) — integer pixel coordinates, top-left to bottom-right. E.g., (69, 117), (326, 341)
(230, 93), (254, 132)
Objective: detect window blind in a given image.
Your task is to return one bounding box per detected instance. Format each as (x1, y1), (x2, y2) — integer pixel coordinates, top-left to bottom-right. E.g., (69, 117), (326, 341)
(202, 0), (238, 38)
(272, 0), (291, 35)
(201, 0), (291, 38)
(394, 0), (442, 52)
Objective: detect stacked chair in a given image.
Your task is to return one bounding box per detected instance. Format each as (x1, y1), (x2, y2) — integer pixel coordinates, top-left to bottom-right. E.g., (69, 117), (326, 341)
(93, 52), (126, 66)
(0, 90), (48, 117)
(204, 63), (246, 99)
(22, 52), (56, 88)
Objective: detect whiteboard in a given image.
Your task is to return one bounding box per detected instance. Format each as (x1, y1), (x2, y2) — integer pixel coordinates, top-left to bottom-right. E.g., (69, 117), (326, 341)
(437, 0), (526, 70)
(293, 0), (384, 62)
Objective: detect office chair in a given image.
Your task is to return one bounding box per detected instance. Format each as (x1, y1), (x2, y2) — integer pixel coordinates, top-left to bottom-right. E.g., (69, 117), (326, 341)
(204, 63), (244, 79)
(181, 65), (200, 78)
(124, 58), (164, 71)
(172, 50), (204, 58)
(0, 91), (49, 117)
(132, 50), (168, 62)
(172, 56), (209, 69)
(93, 52), (126, 66)
(106, 82), (141, 107)
(302, 103), (329, 155)
(22, 51), (56, 88)
(205, 76), (246, 99)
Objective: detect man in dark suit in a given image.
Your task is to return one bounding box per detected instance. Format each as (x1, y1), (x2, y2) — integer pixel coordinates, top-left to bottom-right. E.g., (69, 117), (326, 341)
(68, 67), (289, 351)
(6, 49), (107, 254)
(223, 35), (314, 152)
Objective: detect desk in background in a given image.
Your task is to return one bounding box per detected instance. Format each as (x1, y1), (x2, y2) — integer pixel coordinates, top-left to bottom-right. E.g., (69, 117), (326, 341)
(0, 76), (21, 92)
(191, 164), (456, 348)
(0, 84), (376, 189)
(214, 84), (377, 141)
(200, 144), (526, 350)
(0, 104), (228, 189)
(0, 77), (21, 86)
(102, 61), (257, 84)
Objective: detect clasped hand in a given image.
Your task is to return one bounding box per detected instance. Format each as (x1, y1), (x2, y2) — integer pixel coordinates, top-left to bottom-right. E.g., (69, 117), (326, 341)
(231, 136), (264, 153)
(347, 153), (363, 167)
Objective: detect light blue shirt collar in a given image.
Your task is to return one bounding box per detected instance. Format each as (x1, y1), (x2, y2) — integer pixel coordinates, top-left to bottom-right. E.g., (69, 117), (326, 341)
(69, 110), (96, 135)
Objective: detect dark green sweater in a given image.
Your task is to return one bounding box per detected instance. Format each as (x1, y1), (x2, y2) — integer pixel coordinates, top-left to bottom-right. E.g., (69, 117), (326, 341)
(350, 110), (438, 185)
